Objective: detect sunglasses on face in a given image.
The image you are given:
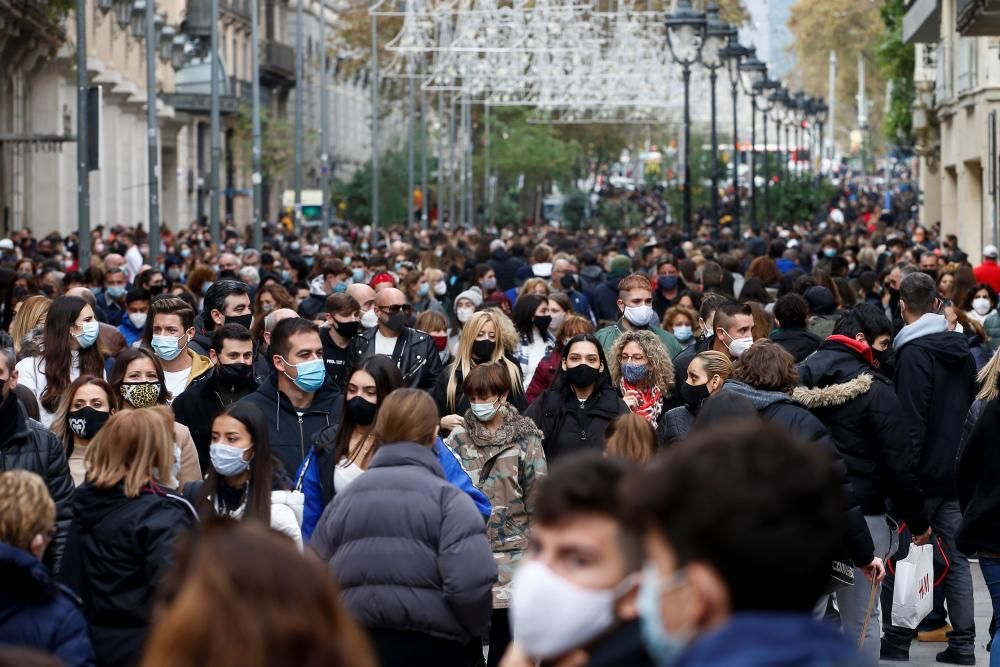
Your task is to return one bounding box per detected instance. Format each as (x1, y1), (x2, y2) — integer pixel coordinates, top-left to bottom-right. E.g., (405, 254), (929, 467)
(379, 304), (411, 314)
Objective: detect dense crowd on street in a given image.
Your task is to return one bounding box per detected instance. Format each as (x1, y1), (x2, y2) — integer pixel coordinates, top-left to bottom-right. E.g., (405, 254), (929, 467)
(2, 178), (1000, 667)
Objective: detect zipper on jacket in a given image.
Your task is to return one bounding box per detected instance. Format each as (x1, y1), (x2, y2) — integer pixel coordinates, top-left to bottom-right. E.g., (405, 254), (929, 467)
(298, 414), (305, 463)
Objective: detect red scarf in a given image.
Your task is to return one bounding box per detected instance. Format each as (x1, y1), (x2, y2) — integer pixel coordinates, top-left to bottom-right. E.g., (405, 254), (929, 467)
(621, 379), (663, 424)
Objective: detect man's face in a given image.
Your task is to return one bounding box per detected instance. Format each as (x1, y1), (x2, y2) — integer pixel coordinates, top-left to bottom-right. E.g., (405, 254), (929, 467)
(376, 290), (408, 326)
(145, 272), (165, 293)
(919, 254), (938, 273)
(528, 514), (629, 593)
(887, 268), (903, 290)
(872, 334), (891, 352)
(152, 313), (190, 340)
(105, 272), (126, 292)
(220, 255), (240, 273)
(274, 331), (323, 378)
(127, 299), (149, 317)
(719, 314), (754, 341)
(617, 288), (653, 313)
(212, 293), (252, 326)
(551, 260), (571, 287)
(658, 264), (679, 278)
(211, 338), (254, 366)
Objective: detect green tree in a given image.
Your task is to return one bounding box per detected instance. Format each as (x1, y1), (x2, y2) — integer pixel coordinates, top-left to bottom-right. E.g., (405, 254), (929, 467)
(875, 0), (914, 149)
(332, 148), (409, 226)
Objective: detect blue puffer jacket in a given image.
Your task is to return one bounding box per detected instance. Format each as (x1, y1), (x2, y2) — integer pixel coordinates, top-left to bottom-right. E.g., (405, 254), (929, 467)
(298, 436), (490, 541)
(310, 442), (496, 643)
(0, 543), (95, 667)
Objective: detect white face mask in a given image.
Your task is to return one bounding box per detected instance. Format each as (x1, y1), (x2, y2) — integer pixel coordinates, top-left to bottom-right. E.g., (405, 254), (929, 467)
(359, 309), (379, 330)
(623, 304), (655, 327)
(129, 312), (148, 329)
(973, 297), (992, 316)
(510, 560), (623, 660)
(456, 307), (475, 324)
(549, 312), (565, 334)
(722, 330), (754, 358)
(434, 280), (448, 296)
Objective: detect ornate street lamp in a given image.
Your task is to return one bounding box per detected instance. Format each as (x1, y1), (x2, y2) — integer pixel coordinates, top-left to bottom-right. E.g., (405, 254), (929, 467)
(739, 48), (766, 230)
(813, 97), (829, 183)
(98, 0), (114, 14)
(130, 0), (146, 39)
(665, 0), (706, 239)
(113, 0), (134, 30)
(701, 2), (729, 240)
(171, 34), (187, 70)
(755, 78), (779, 226)
(160, 25), (175, 62)
(721, 28), (750, 236)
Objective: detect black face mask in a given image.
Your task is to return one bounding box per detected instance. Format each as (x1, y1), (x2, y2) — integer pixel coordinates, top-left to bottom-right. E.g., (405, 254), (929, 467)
(471, 339), (496, 363)
(921, 269), (938, 282)
(68, 406), (111, 440)
(560, 273), (577, 291)
(680, 381), (711, 414)
(333, 320), (361, 339)
(226, 313), (253, 330)
(148, 283), (166, 296)
(384, 311), (407, 334)
(873, 348), (896, 378)
(346, 396), (378, 426)
(217, 361), (254, 387)
(533, 315), (552, 334)
(565, 363), (601, 388)
(886, 286), (900, 301)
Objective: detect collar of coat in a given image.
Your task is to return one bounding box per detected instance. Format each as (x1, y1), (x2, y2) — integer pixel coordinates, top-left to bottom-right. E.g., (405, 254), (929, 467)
(792, 373), (874, 409)
(461, 405), (542, 450)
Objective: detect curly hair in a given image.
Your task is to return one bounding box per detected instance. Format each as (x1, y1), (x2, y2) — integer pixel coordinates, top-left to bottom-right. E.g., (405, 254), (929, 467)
(608, 330), (674, 394)
(733, 339), (798, 393)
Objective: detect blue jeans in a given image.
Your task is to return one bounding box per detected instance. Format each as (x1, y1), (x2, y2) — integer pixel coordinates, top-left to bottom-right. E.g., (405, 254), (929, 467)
(979, 558), (1000, 667)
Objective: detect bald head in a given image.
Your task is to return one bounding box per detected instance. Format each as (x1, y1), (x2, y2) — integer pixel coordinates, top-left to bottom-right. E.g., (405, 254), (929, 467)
(376, 287), (406, 308)
(347, 283), (376, 314)
(65, 286), (97, 308)
(263, 307), (298, 347)
(375, 287), (407, 337)
(103, 254), (124, 271)
(219, 253), (240, 274)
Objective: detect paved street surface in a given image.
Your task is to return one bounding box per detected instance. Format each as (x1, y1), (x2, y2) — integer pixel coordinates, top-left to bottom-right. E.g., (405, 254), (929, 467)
(881, 562), (993, 666)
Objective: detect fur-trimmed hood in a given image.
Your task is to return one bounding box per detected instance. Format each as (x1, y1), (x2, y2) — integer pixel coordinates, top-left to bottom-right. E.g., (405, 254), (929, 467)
(792, 373), (873, 409)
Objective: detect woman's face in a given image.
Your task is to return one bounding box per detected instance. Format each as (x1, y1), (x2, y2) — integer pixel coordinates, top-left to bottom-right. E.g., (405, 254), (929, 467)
(677, 295), (695, 311)
(481, 270), (496, 285)
(564, 341), (602, 371)
(548, 300), (567, 319)
(620, 341), (648, 369)
(70, 305), (97, 336)
(475, 319), (497, 342)
(937, 274), (954, 296)
(532, 285), (548, 297)
(456, 298), (475, 311)
(259, 292), (277, 312)
(211, 414), (254, 462)
(124, 357), (160, 383)
(346, 369), (378, 404)
(687, 358), (722, 394)
(534, 301), (550, 318)
(71, 384), (112, 413)
(975, 289), (992, 305)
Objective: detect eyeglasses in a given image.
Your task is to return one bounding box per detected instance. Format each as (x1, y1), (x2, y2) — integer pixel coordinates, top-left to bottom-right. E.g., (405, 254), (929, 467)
(620, 354), (647, 363)
(378, 304), (411, 314)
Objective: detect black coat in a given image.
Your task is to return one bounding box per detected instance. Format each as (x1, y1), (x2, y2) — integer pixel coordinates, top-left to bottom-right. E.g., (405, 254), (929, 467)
(237, 374), (342, 475)
(591, 276), (624, 326)
(59, 482), (196, 667)
(894, 329), (977, 498)
(769, 328), (823, 363)
(298, 293), (327, 322)
(957, 397), (1000, 555)
(351, 326), (444, 391)
(172, 369), (258, 472)
(524, 385), (629, 463)
(187, 312), (213, 357)
(720, 381), (875, 567)
(586, 619), (656, 667)
(0, 402), (74, 574)
(795, 340), (927, 534)
(488, 250), (525, 292)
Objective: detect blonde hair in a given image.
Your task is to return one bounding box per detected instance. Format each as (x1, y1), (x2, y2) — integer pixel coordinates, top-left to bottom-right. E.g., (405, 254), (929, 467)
(609, 330), (675, 394)
(517, 278), (550, 300)
(423, 268), (445, 285)
(10, 295), (51, 354)
(604, 413), (657, 464)
(446, 310), (522, 411)
(977, 349), (1000, 402)
(374, 389), (437, 447)
(86, 406), (176, 496)
(693, 350), (734, 383)
(0, 470), (55, 550)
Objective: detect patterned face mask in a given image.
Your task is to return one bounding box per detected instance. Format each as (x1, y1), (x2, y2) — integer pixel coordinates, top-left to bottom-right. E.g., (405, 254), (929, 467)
(120, 382), (161, 409)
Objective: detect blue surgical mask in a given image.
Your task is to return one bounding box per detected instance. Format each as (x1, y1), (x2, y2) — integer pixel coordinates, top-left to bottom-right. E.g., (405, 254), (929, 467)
(823, 247), (837, 258)
(470, 398), (500, 422)
(304, 256), (315, 268)
(352, 267), (366, 283)
(672, 325), (693, 342)
(418, 283), (430, 298)
(74, 320), (99, 349)
(106, 285), (126, 300)
(621, 363), (649, 384)
(210, 442), (252, 477)
(152, 334), (186, 361)
(180, 248), (191, 259)
(281, 357), (326, 392)
(333, 282), (347, 294)
(281, 269), (291, 282)
(638, 564), (688, 666)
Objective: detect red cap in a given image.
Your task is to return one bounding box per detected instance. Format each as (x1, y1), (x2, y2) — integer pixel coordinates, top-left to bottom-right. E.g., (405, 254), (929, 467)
(370, 272), (396, 289)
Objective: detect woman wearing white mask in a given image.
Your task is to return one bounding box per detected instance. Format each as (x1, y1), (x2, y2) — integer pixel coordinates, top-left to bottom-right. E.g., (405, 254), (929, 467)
(16, 296), (106, 428)
(445, 362), (547, 667)
(183, 403), (302, 548)
(451, 289), (483, 350)
(547, 293), (573, 338)
(966, 283), (997, 324)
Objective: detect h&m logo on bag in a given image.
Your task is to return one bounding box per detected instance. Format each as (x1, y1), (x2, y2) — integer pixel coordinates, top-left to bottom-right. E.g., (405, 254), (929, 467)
(918, 573), (932, 599)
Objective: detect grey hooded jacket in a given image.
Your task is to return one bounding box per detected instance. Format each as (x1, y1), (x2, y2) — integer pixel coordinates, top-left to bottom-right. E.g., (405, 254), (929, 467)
(310, 442), (496, 643)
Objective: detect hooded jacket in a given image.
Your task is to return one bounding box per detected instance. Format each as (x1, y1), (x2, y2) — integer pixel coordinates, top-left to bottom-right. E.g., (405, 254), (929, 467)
(236, 374), (342, 475)
(770, 327), (823, 363)
(893, 314), (977, 498)
(794, 336), (927, 534)
(59, 482), (197, 667)
(186, 312), (214, 357)
(351, 326), (444, 391)
(0, 544), (95, 667)
(488, 249), (525, 292)
(590, 274), (627, 325)
(172, 367), (259, 472)
(310, 442), (497, 644)
(524, 384), (629, 463)
(720, 381), (874, 566)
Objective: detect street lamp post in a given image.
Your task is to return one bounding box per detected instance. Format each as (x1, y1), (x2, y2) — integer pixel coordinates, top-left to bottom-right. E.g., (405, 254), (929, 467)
(814, 97), (829, 186)
(141, 0), (160, 267)
(701, 3), (728, 240)
(209, 0), (220, 249)
(739, 49), (765, 232)
(756, 79), (778, 228)
(773, 86), (790, 188)
(294, 0), (304, 234)
(250, 0), (262, 250)
(722, 29), (749, 236)
(665, 0), (706, 239)
(794, 91), (806, 180)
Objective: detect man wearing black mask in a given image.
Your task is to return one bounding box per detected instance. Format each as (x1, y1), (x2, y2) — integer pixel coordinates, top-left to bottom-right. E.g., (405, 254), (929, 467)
(351, 287), (443, 390)
(320, 293), (361, 392)
(173, 324), (259, 472)
(190, 280), (253, 355)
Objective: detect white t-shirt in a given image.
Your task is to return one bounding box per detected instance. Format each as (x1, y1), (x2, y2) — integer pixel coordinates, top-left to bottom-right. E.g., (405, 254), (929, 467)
(16, 352), (85, 428)
(333, 457), (365, 494)
(375, 331), (398, 357)
(522, 331), (548, 388)
(163, 368), (190, 403)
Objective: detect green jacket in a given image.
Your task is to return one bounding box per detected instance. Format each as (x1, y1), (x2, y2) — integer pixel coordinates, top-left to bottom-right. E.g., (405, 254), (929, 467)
(595, 320), (683, 359)
(445, 405), (547, 609)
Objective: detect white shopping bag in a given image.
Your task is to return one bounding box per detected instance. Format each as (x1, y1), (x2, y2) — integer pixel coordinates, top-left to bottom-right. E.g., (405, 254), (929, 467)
(891, 544), (934, 629)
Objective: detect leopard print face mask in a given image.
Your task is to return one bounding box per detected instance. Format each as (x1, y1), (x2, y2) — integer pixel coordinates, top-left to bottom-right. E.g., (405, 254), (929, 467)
(120, 382), (162, 409)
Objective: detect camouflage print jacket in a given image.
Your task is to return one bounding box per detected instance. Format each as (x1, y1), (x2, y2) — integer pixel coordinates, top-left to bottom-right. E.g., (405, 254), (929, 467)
(445, 404), (547, 609)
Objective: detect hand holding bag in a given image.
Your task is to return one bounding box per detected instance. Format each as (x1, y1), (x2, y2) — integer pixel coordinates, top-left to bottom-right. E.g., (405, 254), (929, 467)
(890, 543), (934, 629)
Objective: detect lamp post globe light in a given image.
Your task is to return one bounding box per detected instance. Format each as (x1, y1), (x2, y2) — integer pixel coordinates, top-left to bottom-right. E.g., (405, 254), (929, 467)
(755, 78), (779, 227)
(793, 91), (806, 178)
(130, 0), (146, 39)
(701, 2), (729, 240)
(739, 48), (766, 230)
(813, 97), (829, 182)
(665, 0), (706, 239)
(721, 28), (749, 236)
(113, 0), (133, 30)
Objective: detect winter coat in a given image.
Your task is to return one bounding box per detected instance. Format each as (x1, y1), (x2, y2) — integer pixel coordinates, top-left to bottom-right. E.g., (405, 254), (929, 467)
(445, 405), (547, 608)
(0, 401), (74, 573)
(967, 332), (990, 371)
(310, 442), (497, 644)
(674, 613), (860, 667)
(524, 384), (630, 463)
(957, 397), (1000, 555)
(595, 320), (682, 360)
(96, 291), (125, 327)
(488, 249), (526, 292)
(579, 264), (605, 298)
(525, 349), (561, 405)
(974, 259), (1000, 294)
(893, 314), (977, 498)
(591, 275), (626, 325)
(794, 337), (927, 534)
(770, 328), (823, 363)
(0, 544), (95, 667)
(983, 311), (1000, 356)
(236, 374), (342, 476)
(297, 434), (491, 542)
(566, 289), (595, 323)
(720, 381), (875, 567)
(172, 368), (258, 473)
(182, 479), (303, 549)
(117, 314), (144, 347)
(584, 619), (656, 667)
(298, 293), (328, 322)
(807, 314), (840, 340)
(351, 326), (444, 391)
(186, 312), (214, 357)
(59, 482), (197, 667)
(658, 405), (695, 445)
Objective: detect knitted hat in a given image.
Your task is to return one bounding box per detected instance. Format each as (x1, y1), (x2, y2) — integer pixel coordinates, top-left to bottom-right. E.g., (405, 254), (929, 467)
(610, 255), (632, 275)
(455, 288), (483, 308)
(370, 272), (396, 289)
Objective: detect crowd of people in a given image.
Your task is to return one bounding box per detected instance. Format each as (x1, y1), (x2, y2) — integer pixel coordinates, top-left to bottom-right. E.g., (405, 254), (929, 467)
(0, 179), (997, 667)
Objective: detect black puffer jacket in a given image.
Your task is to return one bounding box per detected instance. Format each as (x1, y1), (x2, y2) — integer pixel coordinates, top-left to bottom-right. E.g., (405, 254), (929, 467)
(524, 384), (629, 463)
(795, 338), (927, 534)
(488, 249), (525, 292)
(769, 328), (823, 363)
(351, 326), (444, 391)
(591, 276), (625, 326)
(0, 399), (74, 574)
(59, 482), (197, 667)
(720, 381), (875, 567)
(658, 405), (695, 445)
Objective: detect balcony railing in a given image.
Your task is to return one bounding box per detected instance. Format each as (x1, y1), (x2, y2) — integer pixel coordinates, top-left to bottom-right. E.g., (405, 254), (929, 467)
(261, 39), (295, 82)
(957, 0), (1000, 36)
(221, 0), (250, 19)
